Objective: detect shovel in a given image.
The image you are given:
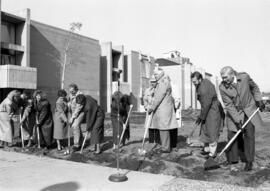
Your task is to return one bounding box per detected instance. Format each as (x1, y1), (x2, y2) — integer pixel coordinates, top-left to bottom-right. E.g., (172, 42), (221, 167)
(186, 123), (199, 145)
(64, 122), (72, 155)
(35, 115), (41, 149)
(119, 104), (133, 145)
(204, 108), (259, 170)
(138, 112), (153, 156)
(80, 131), (90, 154)
(19, 114), (25, 148)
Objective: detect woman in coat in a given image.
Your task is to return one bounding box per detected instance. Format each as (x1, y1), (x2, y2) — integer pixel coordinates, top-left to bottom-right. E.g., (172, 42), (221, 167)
(19, 90), (35, 147)
(111, 91), (129, 149)
(33, 90), (54, 148)
(0, 90), (21, 147)
(53, 89), (68, 151)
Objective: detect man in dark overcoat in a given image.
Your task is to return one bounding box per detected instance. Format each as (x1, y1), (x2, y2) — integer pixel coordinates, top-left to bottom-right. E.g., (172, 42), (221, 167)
(219, 66), (264, 171)
(191, 71), (224, 158)
(75, 94), (105, 154)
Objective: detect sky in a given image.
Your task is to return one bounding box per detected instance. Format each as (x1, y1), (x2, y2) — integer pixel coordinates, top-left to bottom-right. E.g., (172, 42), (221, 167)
(2, 0), (270, 92)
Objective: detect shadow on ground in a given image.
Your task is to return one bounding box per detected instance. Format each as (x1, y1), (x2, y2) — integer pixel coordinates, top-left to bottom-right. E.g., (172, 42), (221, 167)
(40, 181), (80, 191)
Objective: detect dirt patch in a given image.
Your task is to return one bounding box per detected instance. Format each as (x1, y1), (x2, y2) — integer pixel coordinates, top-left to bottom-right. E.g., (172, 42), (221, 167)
(3, 112), (270, 189)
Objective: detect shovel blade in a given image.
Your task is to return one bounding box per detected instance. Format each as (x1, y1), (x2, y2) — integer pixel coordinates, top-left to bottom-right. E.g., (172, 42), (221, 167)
(138, 148), (146, 156)
(204, 157), (220, 170)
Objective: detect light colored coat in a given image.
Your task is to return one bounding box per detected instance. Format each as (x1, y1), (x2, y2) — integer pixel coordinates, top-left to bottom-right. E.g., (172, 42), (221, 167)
(219, 72), (262, 132)
(149, 73), (178, 130)
(53, 97), (68, 139)
(0, 91), (20, 143)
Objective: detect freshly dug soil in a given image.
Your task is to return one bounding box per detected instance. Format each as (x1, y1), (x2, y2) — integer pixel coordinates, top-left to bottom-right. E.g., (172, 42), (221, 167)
(3, 111), (270, 189)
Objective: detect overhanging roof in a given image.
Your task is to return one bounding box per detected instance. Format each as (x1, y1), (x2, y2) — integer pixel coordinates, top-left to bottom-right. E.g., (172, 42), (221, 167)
(156, 58), (181, 66)
(1, 11), (25, 24)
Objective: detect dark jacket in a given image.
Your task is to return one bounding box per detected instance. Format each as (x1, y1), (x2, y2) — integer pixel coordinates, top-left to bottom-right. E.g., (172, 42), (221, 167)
(219, 72), (262, 132)
(34, 99), (54, 146)
(197, 79), (224, 143)
(84, 95), (104, 132)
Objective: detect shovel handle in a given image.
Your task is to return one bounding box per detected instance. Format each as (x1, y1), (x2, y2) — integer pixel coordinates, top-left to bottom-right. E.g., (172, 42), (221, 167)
(80, 131), (89, 154)
(218, 108), (259, 157)
(141, 112), (153, 147)
(119, 105), (133, 144)
(19, 114), (24, 148)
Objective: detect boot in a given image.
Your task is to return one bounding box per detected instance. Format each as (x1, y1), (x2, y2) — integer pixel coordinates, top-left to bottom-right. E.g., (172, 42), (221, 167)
(244, 162), (253, 171)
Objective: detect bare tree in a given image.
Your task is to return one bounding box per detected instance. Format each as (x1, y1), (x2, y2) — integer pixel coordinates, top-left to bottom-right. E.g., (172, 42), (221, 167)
(61, 22), (82, 89)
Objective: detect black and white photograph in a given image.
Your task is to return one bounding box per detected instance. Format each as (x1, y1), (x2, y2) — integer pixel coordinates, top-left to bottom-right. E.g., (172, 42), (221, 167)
(0, 0), (269, 190)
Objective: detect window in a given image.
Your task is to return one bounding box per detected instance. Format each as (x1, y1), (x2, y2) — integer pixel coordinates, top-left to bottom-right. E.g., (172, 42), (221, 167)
(1, 21), (16, 44)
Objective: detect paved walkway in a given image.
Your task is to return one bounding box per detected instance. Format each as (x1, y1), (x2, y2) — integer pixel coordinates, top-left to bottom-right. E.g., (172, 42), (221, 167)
(1, 150), (268, 191)
(0, 150), (174, 191)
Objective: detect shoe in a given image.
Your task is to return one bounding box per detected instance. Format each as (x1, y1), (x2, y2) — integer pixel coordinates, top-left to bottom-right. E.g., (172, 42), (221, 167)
(244, 162), (253, 171)
(160, 149), (171, 154)
(94, 150), (101, 155)
(222, 161), (238, 167)
(72, 146), (80, 152)
(200, 150), (210, 155)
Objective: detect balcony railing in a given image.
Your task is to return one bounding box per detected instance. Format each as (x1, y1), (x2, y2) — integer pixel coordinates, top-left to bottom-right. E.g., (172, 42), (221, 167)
(0, 65), (37, 89)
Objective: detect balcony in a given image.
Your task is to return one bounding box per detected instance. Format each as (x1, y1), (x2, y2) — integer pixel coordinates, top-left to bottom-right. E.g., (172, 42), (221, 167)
(0, 65), (37, 89)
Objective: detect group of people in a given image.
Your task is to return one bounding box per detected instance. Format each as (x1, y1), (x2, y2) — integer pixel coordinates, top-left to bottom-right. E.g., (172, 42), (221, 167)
(191, 66), (265, 171)
(0, 84), (106, 154)
(0, 65), (265, 171)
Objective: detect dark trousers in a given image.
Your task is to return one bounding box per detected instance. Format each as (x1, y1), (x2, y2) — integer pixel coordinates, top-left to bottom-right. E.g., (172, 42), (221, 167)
(149, 129), (160, 144)
(170, 128), (178, 148)
(226, 121), (255, 163)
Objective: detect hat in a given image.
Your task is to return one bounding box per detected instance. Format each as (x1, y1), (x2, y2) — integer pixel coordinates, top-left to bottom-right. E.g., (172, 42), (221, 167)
(150, 75), (157, 82)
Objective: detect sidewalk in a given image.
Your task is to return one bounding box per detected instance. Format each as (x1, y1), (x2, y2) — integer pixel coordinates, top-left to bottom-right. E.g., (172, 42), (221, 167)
(0, 150), (174, 191)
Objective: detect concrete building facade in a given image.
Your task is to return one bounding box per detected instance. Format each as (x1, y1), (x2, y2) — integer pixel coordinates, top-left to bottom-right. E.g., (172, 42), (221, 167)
(0, 8), (37, 101)
(125, 51), (155, 112)
(157, 51), (213, 110)
(0, 8), (100, 108)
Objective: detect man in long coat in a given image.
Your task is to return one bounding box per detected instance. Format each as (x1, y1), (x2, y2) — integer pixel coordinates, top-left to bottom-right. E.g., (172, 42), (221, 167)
(143, 76), (160, 144)
(76, 94), (105, 154)
(148, 68), (178, 153)
(68, 83), (83, 151)
(219, 66), (264, 171)
(191, 71), (224, 158)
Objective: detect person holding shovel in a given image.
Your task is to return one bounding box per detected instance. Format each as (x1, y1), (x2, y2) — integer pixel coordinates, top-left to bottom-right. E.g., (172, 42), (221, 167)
(19, 90), (35, 147)
(191, 71), (224, 159)
(0, 90), (21, 148)
(75, 94), (105, 154)
(33, 90), (54, 149)
(143, 75), (160, 145)
(53, 89), (69, 151)
(111, 91), (128, 150)
(148, 67), (178, 153)
(219, 66), (264, 171)
(68, 83), (83, 152)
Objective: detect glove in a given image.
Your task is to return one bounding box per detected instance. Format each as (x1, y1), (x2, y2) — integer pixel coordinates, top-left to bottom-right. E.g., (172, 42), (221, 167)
(148, 108), (153, 114)
(256, 101), (265, 112)
(195, 117), (205, 125)
(236, 121), (243, 131)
